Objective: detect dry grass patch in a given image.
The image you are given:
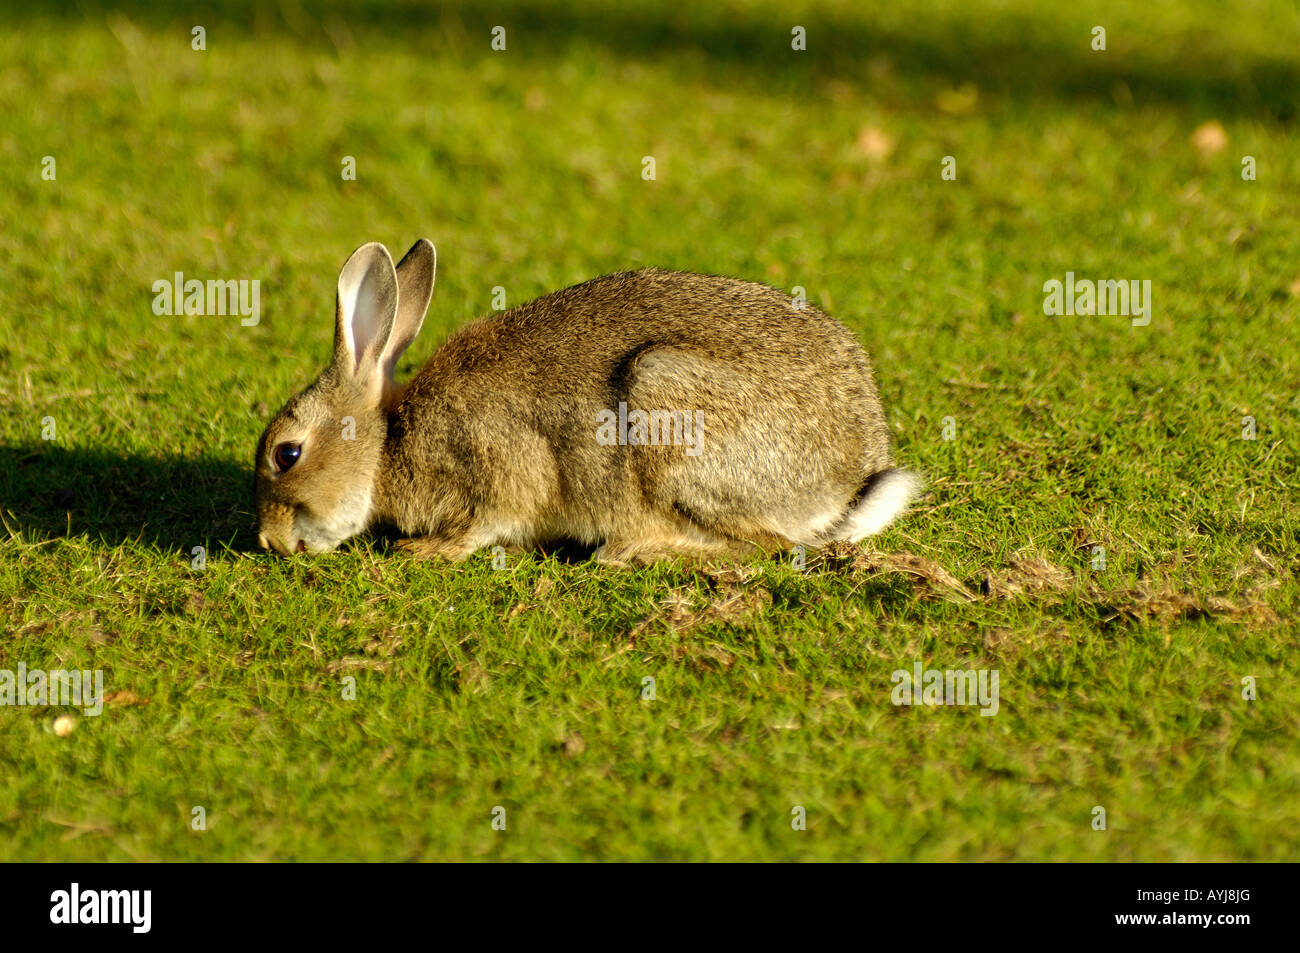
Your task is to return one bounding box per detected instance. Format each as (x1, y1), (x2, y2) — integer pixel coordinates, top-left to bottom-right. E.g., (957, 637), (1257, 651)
(817, 544), (1284, 626)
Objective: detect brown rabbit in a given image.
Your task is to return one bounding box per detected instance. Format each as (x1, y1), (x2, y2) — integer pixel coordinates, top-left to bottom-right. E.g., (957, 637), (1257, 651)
(255, 240), (921, 564)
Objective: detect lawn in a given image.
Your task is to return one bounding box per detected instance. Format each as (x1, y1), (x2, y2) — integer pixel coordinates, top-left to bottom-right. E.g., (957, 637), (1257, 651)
(0, 0), (1296, 861)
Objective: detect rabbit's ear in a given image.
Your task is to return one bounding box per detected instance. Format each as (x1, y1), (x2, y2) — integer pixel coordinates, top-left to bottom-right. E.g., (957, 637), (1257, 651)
(334, 242), (399, 393)
(383, 239), (436, 379)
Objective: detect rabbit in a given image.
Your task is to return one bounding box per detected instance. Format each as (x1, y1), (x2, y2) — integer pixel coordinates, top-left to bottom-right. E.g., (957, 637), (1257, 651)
(255, 239), (922, 565)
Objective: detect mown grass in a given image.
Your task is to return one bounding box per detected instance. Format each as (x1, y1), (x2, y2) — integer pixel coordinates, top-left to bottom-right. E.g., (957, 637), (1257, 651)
(0, 0), (1297, 860)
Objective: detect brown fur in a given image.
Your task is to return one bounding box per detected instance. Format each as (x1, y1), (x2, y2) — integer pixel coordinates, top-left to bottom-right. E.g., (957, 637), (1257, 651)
(255, 241), (918, 564)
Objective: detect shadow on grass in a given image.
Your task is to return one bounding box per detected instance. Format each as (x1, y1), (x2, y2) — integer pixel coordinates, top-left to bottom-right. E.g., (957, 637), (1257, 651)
(0, 444), (255, 553)
(0, 444), (603, 563)
(16, 0), (1296, 121)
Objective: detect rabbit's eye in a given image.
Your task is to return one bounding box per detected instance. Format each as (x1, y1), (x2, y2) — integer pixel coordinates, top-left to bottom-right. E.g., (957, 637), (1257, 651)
(273, 442), (301, 471)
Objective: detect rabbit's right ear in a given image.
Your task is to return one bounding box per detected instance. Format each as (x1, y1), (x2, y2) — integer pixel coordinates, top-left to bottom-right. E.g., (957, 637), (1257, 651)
(383, 239), (436, 379)
(334, 242), (399, 398)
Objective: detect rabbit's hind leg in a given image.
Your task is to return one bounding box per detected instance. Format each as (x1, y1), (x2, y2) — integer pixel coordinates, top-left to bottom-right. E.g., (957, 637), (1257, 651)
(592, 531), (753, 568)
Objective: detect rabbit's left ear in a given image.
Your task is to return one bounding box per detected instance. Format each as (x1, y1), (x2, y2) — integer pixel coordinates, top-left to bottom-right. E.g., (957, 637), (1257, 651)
(335, 242), (399, 396)
(383, 239), (436, 380)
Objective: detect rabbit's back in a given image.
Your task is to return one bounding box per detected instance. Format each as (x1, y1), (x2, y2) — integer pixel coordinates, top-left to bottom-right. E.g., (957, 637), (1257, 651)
(410, 268), (885, 427)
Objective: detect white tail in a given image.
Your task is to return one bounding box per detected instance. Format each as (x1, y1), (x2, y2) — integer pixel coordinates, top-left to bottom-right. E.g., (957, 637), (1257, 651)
(828, 469), (923, 542)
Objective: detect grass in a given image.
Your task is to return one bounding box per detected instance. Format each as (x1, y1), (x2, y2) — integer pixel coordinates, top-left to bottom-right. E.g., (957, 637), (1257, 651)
(0, 0), (1297, 861)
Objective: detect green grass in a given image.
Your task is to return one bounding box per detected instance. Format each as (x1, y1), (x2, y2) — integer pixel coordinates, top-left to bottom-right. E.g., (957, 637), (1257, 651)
(1, 0), (1297, 860)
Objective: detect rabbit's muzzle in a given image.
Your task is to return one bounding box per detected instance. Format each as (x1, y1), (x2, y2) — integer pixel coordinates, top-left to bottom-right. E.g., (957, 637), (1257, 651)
(257, 499), (307, 555)
(257, 530), (306, 556)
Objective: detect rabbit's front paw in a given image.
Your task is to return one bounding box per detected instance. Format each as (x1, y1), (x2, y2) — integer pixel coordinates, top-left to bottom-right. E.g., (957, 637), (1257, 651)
(394, 535), (476, 561)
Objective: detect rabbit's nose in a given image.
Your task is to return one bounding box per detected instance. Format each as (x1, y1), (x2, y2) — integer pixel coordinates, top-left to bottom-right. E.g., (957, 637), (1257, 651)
(258, 532), (294, 556)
